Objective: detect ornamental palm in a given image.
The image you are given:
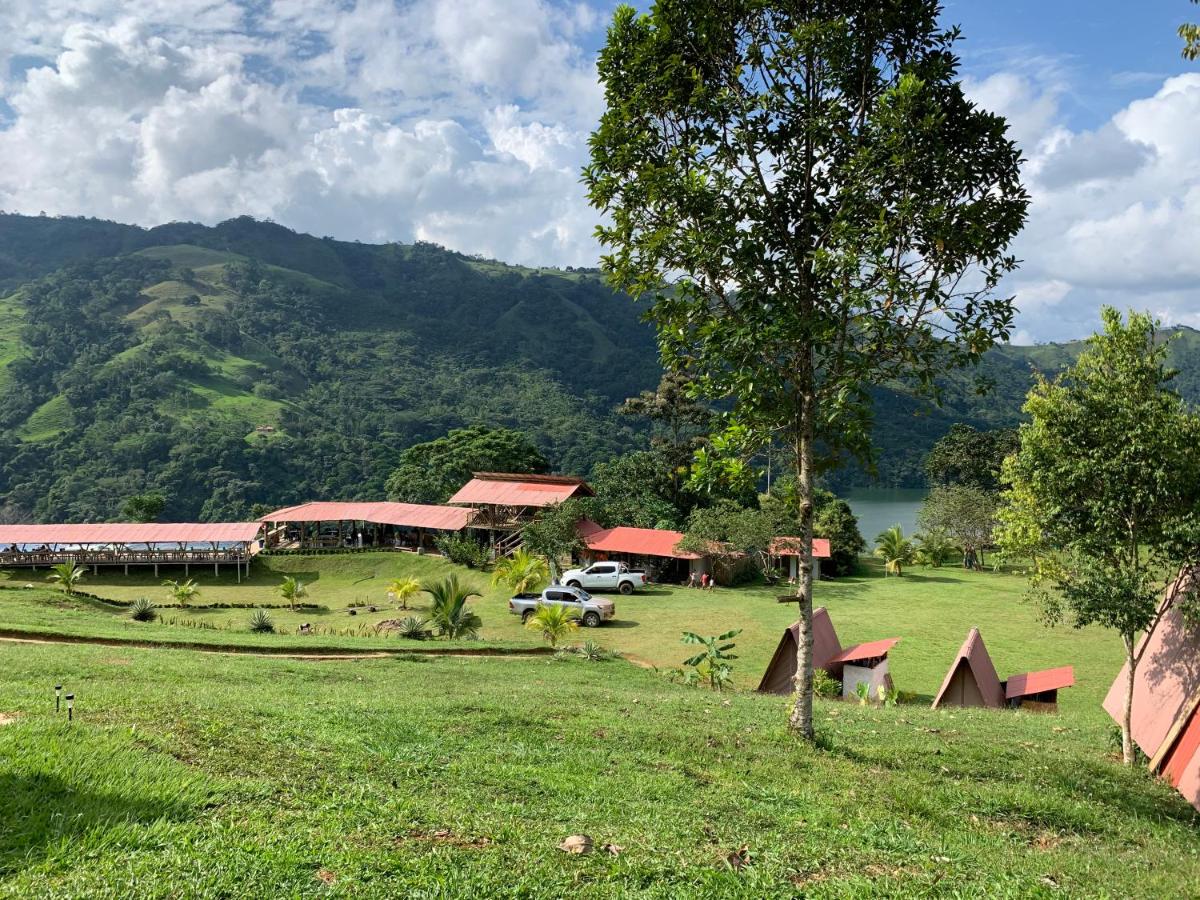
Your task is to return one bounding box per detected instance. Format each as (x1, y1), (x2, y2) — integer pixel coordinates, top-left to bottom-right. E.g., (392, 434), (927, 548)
(278, 576), (306, 611)
(425, 574), (482, 640)
(525, 603), (579, 648)
(386, 577), (422, 610)
(162, 577), (200, 606)
(874, 525), (915, 577)
(914, 529), (957, 568)
(490, 549), (550, 595)
(46, 563), (86, 595)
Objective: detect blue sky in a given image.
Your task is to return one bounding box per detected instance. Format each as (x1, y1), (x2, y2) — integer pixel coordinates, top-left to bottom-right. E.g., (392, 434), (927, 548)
(0, 0), (1197, 343)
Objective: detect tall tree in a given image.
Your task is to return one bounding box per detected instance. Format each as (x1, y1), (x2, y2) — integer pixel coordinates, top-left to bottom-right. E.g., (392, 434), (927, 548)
(586, 1), (1028, 738)
(995, 309), (1200, 766)
(619, 371), (713, 498)
(122, 492), (166, 523)
(385, 427), (550, 505)
(917, 484), (998, 569)
(924, 424), (1018, 492)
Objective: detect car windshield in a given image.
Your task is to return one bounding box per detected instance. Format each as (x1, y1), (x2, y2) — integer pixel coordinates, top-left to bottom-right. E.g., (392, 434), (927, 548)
(575, 588), (592, 600)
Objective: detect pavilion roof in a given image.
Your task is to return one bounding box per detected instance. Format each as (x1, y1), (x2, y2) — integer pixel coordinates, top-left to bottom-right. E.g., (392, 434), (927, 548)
(0, 522), (262, 545)
(449, 472), (593, 507)
(260, 501), (476, 531)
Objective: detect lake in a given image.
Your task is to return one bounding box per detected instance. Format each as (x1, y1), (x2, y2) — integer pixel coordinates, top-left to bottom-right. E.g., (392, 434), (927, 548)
(844, 487), (927, 544)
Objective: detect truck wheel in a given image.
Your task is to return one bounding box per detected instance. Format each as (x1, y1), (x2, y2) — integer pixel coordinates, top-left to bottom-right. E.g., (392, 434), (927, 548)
(583, 612), (601, 628)
(619, 581), (634, 595)
(566, 580), (581, 589)
(521, 609), (534, 623)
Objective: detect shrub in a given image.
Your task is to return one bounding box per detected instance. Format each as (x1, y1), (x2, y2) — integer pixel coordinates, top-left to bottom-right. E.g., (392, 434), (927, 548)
(812, 667), (840, 699)
(434, 534), (491, 569)
(425, 575), (483, 639)
(524, 603), (580, 648)
(681, 629), (741, 692)
(129, 597), (157, 622)
(248, 609), (275, 633)
(576, 639), (617, 662)
(396, 616), (431, 640)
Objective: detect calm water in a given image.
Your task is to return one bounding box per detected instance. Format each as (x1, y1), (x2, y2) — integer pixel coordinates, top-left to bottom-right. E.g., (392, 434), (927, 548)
(844, 487), (927, 544)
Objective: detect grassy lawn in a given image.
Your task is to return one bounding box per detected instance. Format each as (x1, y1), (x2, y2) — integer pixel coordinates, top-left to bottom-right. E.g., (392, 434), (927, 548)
(2, 635), (1198, 897)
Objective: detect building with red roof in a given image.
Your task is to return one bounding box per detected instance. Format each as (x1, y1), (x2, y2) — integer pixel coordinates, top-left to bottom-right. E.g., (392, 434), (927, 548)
(0, 522), (261, 580)
(932, 627), (1074, 712)
(259, 501), (477, 552)
(1103, 576), (1200, 812)
(757, 607), (900, 700)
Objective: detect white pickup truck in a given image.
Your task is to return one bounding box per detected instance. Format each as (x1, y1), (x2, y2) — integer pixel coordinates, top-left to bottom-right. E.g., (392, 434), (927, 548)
(561, 562), (646, 595)
(508, 586), (615, 627)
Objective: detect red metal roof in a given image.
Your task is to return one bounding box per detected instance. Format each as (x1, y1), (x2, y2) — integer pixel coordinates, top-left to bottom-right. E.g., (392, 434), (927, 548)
(449, 473), (593, 507)
(260, 502), (476, 531)
(0, 522), (261, 544)
(1005, 666), (1074, 699)
(769, 537), (832, 558)
(584, 526), (700, 560)
(575, 518), (606, 537)
(829, 638), (900, 664)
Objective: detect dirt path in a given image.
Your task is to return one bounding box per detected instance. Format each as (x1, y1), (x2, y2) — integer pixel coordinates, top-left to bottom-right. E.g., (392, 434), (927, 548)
(0, 630), (553, 662)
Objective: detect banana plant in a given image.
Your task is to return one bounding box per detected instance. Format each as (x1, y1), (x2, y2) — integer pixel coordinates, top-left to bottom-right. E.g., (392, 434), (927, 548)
(681, 629), (741, 692)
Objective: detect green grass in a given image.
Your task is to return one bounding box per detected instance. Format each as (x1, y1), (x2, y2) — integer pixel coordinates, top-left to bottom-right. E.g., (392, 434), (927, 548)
(15, 394), (73, 442)
(2, 555), (1196, 896)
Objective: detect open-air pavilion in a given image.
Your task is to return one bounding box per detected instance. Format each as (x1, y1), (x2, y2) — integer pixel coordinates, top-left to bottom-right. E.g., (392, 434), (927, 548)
(449, 472), (594, 555)
(259, 501), (478, 552)
(577, 524), (702, 584)
(0, 522), (262, 580)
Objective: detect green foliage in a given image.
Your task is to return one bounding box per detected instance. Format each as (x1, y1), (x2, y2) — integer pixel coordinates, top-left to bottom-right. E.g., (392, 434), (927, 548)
(918, 486), (998, 568)
(681, 629), (741, 692)
(46, 563), (86, 595)
(678, 501), (773, 571)
(385, 426), (550, 505)
(385, 577), (422, 610)
(585, 449), (688, 529)
(874, 526), (915, 577)
(812, 667), (841, 700)
(129, 597), (157, 622)
(425, 574), (483, 640)
(854, 682), (872, 706)
(490, 549), (550, 595)
(924, 424), (1019, 492)
(996, 308), (1200, 763)
(162, 578), (199, 606)
(575, 639), (617, 662)
(277, 576), (306, 610)
(1183, 1), (1200, 60)
(395, 616), (430, 640)
(762, 481), (865, 577)
(248, 609), (275, 633)
(433, 533), (491, 570)
(524, 603), (580, 648)
(914, 530), (957, 568)
(520, 500), (586, 577)
(121, 492), (166, 523)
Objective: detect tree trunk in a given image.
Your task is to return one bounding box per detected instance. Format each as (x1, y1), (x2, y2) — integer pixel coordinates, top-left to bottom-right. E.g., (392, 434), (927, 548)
(1122, 633), (1136, 766)
(788, 394), (817, 740)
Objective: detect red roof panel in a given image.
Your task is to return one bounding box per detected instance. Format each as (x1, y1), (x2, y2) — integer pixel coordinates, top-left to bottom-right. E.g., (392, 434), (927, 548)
(261, 502), (476, 531)
(449, 473), (593, 507)
(769, 537), (832, 558)
(584, 526), (700, 559)
(1006, 666), (1074, 699)
(829, 638), (900, 664)
(0, 522), (261, 544)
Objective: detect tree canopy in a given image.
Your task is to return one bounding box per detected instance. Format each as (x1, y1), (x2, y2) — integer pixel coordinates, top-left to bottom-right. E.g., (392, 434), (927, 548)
(385, 426), (550, 505)
(924, 424), (1018, 492)
(995, 308), (1200, 765)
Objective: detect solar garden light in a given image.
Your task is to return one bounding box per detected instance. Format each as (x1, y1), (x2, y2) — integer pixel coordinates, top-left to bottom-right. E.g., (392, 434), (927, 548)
(55, 684), (62, 712)
(65, 693), (74, 723)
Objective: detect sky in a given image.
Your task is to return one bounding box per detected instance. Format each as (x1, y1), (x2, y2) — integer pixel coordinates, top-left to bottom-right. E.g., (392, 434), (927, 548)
(0, 1), (1197, 344)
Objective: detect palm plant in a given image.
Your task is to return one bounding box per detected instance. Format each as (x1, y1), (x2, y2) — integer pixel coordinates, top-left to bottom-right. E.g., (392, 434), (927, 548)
(396, 615), (431, 640)
(681, 629), (742, 692)
(386, 577), (422, 610)
(248, 609), (275, 633)
(873, 525), (915, 577)
(490, 549), (550, 595)
(524, 603), (580, 648)
(278, 576), (306, 610)
(425, 574), (482, 640)
(162, 577), (200, 606)
(129, 597), (157, 622)
(914, 529), (957, 568)
(46, 563), (86, 595)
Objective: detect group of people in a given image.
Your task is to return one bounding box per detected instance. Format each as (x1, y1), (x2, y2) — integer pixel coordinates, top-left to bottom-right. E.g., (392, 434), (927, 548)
(685, 570), (716, 590)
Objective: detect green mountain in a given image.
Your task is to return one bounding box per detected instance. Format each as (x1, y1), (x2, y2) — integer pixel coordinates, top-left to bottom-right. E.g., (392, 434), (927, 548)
(0, 213), (1196, 521)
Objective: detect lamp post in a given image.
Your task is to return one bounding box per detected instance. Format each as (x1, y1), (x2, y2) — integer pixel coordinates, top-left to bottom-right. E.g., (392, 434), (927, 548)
(55, 684), (62, 713)
(65, 693), (74, 723)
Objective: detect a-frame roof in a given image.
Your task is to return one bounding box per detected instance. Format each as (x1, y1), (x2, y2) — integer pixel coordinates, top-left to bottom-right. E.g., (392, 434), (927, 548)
(755, 607), (844, 694)
(931, 627), (1005, 709)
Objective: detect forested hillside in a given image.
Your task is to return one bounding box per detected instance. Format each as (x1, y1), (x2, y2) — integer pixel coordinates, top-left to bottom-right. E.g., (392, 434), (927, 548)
(0, 213), (1196, 520)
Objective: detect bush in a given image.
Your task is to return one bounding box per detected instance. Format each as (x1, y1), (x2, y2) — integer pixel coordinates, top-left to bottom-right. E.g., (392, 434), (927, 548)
(396, 616), (431, 640)
(575, 640), (618, 661)
(129, 597), (157, 622)
(434, 533), (491, 569)
(248, 609), (275, 633)
(812, 667), (840, 699)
